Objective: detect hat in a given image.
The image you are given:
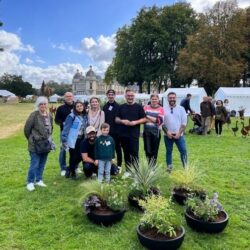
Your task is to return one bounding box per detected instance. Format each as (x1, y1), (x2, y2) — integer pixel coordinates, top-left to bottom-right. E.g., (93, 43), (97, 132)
(86, 126), (96, 134)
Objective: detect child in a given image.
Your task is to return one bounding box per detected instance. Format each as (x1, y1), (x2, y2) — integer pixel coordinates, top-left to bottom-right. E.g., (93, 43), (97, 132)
(95, 123), (115, 183)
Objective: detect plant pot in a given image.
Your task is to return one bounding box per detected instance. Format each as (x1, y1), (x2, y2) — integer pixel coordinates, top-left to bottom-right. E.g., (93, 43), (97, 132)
(185, 210), (229, 233)
(137, 224), (185, 250)
(87, 207), (126, 226)
(128, 194), (144, 211)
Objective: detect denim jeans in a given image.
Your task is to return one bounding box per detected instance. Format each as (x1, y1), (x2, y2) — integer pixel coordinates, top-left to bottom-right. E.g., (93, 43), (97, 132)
(59, 134), (67, 171)
(27, 151), (49, 183)
(98, 160), (111, 183)
(164, 136), (187, 167)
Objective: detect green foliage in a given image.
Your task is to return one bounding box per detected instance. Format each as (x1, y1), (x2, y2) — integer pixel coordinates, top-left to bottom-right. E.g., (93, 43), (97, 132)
(139, 195), (181, 237)
(127, 157), (164, 196)
(169, 163), (204, 190)
(186, 194), (223, 222)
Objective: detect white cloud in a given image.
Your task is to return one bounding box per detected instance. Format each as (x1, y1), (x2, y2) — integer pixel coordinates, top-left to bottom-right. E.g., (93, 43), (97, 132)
(25, 58), (34, 64)
(0, 30), (35, 53)
(188, 0), (249, 12)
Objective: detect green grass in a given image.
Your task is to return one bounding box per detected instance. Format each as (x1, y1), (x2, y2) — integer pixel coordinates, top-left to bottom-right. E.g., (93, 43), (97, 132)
(0, 103), (250, 249)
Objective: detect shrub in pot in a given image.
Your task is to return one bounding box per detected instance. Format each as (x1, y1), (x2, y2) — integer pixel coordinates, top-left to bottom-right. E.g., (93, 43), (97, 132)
(185, 193), (229, 233)
(137, 195), (185, 250)
(82, 180), (127, 226)
(125, 158), (163, 210)
(169, 164), (206, 205)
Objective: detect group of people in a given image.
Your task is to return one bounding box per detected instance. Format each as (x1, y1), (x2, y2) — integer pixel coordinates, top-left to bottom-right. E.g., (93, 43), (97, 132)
(24, 89), (189, 191)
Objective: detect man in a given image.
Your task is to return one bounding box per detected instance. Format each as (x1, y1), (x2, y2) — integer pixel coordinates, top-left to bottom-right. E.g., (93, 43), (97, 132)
(103, 89), (122, 169)
(80, 126), (98, 178)
(163, 92), (187, 173)
(55, 92), (74, 176)
(180, 94), (194, 114)
(115, 89), (146, 169)
(200, 96), (213, 135)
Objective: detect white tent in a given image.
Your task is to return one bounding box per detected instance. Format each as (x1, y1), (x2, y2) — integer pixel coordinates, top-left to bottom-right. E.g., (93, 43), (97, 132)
(0, 89), (16, 97)
(214, 87), (250, 116)
(49, 94), (61, 103)
(162, 87), (207, 113)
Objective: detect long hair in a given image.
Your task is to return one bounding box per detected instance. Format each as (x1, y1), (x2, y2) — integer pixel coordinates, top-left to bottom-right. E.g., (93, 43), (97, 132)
(73, 101), (86, 115)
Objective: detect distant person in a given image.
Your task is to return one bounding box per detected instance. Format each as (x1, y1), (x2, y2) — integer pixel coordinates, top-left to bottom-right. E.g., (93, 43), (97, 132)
(95, 123), (115, 183)
(200, 96), (213, 135)
(61, 101), (88, 179)
(215, 100), (228, 137)
(163, 92), (187, 173)
(55, 92), (74, 176)
(224, 99), (231, 127)
(80, 126), (98, 178)
(88, 97), (105, 136)
(103, 89), (122, 169)
(143, 94), (164, 164)
(180, 94), (194, 114)
(24, 96), (53, 191)
(115, 89), (146, 170)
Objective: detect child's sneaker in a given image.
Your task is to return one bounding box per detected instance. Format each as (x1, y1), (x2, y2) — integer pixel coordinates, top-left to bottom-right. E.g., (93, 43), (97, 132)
(27, 183), (35, 191)
(35, 180), (47, 187)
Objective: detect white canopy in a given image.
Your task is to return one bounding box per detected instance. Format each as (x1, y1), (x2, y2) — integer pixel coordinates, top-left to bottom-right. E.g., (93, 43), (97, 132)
(0, 89), (16, 97)
(214, 87), (250, 116)
(49, 94), (61, 103)
(162, 87), (207, 113)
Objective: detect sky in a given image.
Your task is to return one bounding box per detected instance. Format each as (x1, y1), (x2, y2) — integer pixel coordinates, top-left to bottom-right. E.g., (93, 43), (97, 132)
(0, 0), (249, 88)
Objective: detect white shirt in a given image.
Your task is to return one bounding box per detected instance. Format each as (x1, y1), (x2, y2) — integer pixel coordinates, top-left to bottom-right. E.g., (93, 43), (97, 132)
(163, 105), (187, 135)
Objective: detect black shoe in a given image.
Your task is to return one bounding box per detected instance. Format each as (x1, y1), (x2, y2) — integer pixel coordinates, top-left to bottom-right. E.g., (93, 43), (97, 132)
(65, 168), (70, 178)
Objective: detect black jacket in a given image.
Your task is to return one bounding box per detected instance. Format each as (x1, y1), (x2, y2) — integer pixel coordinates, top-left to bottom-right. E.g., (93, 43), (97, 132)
(55, 102), (74, 131)
(103, 101), (120, 134)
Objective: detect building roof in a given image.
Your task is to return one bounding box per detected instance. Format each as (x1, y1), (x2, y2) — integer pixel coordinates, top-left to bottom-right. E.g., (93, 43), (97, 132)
(0, 89), (16, 97)
(86, 66), (96, 77)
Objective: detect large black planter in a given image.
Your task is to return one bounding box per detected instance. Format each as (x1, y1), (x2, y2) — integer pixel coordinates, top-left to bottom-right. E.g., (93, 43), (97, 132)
(137, 225), (185, 250)
(87, 209), (126, 226)
(185, 210), (229, 233)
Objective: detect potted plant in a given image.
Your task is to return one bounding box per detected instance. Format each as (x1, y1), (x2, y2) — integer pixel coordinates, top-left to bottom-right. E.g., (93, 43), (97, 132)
(82, 180), (127, 226)
(185, 193), (229, 233)
(169, 164), (206, 205)
(137, 195), (185, 250)
(126, 158), (163, 210)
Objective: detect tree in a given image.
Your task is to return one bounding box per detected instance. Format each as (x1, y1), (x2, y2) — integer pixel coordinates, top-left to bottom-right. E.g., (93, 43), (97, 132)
(40, 80), (46, 95)
(0, 73), (36, 97)
(177, 0), (248, 94)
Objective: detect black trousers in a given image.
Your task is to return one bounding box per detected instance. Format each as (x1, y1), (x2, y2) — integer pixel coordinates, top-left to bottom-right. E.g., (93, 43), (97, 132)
(215, 120), (223, 135)
(143, 131), (161, 164)
(110, 132), (122, 167)
(69, 138), (83, 176)
(120, 136), (139, 169)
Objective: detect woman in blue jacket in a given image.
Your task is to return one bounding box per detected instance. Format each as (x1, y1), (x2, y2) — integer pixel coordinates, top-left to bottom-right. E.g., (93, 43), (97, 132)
(61, 101), (89, 179)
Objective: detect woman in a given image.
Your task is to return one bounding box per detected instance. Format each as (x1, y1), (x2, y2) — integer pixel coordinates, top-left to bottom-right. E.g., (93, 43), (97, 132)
(215, 100), (228, 137)
(24, 96), (53, 191)
(88, 97), (105, 136)
(143, 94), (164, 164)
(61, 101), (89, 179)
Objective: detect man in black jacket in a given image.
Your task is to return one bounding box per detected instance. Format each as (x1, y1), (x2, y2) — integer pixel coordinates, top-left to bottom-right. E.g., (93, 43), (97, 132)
(103, 89), (122, 169)
(180, 94), (194, 114)
(55, 92), (74, 176)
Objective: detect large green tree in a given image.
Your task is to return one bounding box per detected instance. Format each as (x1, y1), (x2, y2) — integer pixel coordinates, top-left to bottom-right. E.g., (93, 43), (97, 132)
(177, 0), (249, 94)
(0, 73), (36, 97)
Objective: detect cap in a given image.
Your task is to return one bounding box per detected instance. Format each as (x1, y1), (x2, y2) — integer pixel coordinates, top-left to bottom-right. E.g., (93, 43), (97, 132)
(86, 126), (96, 134)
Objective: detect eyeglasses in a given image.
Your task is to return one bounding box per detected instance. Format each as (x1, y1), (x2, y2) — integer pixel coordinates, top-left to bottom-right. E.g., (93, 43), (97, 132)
(39, 103), (47, 106)
(171, 107), (173, 114)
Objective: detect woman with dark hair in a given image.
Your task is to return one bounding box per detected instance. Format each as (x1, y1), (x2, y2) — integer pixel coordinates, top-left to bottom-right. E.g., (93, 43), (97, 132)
(215, 100), (228, 137)
(61, 101), (89, 179)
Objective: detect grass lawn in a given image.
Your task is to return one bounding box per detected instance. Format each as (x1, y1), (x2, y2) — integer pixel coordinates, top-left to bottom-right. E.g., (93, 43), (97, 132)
(0, 103), (249, 250)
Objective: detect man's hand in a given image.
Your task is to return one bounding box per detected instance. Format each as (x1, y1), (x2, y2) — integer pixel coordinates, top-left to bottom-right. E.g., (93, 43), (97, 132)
(172, 132), (181, 139)
(94, 160), (99, 166)
(167, 131), (173, 139)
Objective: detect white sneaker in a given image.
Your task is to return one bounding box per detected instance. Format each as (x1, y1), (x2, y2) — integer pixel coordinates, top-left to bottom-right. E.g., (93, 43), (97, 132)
(27, 183), (35, 191)
(123, 172), (131, 178)
(60, 170), (66, 176)
(76, 168), (83, 174)
(35, 180), (47, 187)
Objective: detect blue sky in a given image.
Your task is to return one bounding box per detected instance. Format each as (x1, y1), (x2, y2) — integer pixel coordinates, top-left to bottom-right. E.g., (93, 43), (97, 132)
(0, 0), (248, 87)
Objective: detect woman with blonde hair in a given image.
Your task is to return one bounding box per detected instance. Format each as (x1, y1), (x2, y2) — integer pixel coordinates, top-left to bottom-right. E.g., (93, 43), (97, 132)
(88, 97), (105, 136)
(24, 96), (54, 191)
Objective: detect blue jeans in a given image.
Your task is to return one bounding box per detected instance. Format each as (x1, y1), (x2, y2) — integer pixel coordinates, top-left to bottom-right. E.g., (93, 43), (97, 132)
(27, 151), (49, 183)
(98, 160), (111, 183)
(164, 136), (187, 167)
(59, 136), (66, 171)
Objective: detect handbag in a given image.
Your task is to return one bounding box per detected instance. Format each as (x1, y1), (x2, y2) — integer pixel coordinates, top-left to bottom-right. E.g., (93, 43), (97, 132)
(34, 138), (51, 154)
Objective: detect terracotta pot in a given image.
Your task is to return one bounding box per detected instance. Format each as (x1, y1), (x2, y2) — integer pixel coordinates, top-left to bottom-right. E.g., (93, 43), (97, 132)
(185, 210), (229, 233)
(87, 208), (126, 226)
(137, 224), (185, 250)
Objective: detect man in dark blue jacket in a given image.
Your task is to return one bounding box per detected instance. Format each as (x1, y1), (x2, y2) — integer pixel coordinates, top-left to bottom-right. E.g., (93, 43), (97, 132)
(55, 92), (74, 176)
(180, 94), (194, 114)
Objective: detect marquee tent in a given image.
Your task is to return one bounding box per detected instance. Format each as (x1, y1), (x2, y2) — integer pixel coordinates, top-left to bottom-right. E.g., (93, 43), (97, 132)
(49, 94), (61, 103)
(214, 87), (250, 116)
(162, 87), (207, 113)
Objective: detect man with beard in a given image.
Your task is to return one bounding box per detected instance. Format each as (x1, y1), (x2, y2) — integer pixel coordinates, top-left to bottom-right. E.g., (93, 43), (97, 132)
(55, 92), (74, 176)
(163, 92), (187, 173)
(80, 126), (98, 178)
